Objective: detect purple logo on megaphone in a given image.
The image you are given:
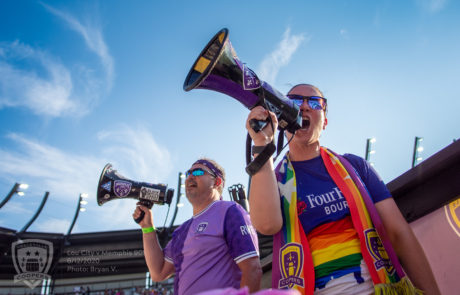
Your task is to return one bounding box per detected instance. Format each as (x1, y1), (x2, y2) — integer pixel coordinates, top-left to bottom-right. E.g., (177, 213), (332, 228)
(114, 180), (132, 198)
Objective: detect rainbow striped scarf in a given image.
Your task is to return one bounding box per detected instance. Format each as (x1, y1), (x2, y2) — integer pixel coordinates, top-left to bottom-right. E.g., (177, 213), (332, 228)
(271, 147), (422, 295)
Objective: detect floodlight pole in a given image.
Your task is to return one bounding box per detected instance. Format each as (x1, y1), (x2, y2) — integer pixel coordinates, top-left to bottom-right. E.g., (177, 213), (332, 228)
(18, 191), (49, 233)
(67, 194), (85, 236)
(412, 136), (423, 168)
(365, 139), (371, 161)
(0, 183), (20, 209)
(169, 172), (184, 229)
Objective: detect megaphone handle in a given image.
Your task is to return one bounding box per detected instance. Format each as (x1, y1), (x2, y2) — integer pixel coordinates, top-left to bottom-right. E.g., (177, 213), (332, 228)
(134, 200), (153, 224)
(134, 211), (145, 224)
(249, 118), (268, 133)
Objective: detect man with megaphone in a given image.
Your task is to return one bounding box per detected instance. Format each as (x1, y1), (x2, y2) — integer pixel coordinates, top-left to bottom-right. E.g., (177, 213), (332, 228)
(245, 84), (440, 295)
(133, 158), (261, 295)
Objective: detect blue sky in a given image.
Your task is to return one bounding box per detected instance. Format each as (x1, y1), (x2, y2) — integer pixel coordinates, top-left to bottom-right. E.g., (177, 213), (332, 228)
(0, 0), (459, 234)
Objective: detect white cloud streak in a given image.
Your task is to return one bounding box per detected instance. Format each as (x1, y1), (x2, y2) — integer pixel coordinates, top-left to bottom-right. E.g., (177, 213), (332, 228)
(0, 3), (113, 117)
(257, 27), (307, 85)
(415, 0), (448, 13)
(340, 29), (350, 40)
(35, 218), (72, 233)
(0, 42), (76, 116)
(0, 125), (172, 232)
(97, 125), (172, 182)
(0, 133), (103, 198)
(0, 201), (34, 215)
(41, 2), (114, 89)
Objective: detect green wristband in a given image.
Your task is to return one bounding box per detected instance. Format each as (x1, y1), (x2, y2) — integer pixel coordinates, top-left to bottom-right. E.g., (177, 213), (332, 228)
(142, 226), (155, 234)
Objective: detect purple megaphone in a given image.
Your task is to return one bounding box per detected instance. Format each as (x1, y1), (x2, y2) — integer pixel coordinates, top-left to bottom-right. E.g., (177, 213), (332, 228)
(183, 28), (301, 134)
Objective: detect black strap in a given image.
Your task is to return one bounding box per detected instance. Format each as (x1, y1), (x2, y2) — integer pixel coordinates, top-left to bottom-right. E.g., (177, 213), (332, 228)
(276, 129), (284, 158)
(246, 133), (252, 166)
(245, 141), (276, 176)
(251, 145), (266, 155)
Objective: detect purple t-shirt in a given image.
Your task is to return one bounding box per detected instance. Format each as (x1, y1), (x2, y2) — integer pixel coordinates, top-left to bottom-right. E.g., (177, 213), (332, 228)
(291, 154), (391, 234)
(163, 200), (259, 295)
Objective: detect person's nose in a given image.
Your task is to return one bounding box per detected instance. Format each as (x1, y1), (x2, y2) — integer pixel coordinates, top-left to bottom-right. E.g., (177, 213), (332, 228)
(185, 172), (197, 182)
(299, 99), (312, 112)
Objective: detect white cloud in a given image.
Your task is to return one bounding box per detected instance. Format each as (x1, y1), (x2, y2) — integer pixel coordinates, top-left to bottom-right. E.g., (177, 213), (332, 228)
(35, 217), (72, 233)
(0, 4), (113, 117)
(0, 42), (76, 116)
(415, 0), (448, 13)
(0, 125), (172, 232)
(257, 27), (307, 85)
(41, 2), (114, 89)
(340, 29), (350, 40)
(97, 124), (172, 181)
(0, 201), (34, 215)
(0, 133), (103, 199)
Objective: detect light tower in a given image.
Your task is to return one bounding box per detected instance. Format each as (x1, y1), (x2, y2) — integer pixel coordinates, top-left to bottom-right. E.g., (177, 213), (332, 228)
(412, 136), (424, 168)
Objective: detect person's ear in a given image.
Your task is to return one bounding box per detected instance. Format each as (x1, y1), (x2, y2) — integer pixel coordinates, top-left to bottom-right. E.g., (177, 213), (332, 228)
(215, 177), (222, 187)
(323, 117), (328, 130)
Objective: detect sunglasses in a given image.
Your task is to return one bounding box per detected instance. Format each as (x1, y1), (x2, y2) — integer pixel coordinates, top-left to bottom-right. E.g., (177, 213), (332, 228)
(287, 94), (327, 110)
(186, 167), (216, 178)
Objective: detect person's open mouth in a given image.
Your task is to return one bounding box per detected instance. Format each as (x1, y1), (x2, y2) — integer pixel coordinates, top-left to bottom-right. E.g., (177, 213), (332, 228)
(301, 118), (310, 129)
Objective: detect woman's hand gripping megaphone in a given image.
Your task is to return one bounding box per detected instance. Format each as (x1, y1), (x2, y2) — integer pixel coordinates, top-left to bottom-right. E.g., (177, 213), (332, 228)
(246, 106), (278, 145)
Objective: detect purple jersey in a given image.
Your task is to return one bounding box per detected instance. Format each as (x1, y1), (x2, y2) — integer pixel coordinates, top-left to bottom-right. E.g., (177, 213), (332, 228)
(163, 201), (259, 295)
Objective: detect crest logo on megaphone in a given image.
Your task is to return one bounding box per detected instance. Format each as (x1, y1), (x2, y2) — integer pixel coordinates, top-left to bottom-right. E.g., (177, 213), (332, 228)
(184, 28), (301, 134)
(97, 164), (174, 209)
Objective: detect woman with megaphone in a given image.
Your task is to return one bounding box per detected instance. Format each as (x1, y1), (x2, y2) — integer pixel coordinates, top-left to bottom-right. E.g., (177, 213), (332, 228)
(245, 83), (439, 295)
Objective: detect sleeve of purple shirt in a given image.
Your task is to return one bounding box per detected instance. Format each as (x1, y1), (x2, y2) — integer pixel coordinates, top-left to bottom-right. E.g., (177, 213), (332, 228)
(343, 153), (392, 203)
(223, 203), (259, 264)
(163, 235), (174, 264)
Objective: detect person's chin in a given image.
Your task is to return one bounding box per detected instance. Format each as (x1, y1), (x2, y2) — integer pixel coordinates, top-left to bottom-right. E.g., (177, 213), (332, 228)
(293, 128), (311, 139)
(185, 188), (196, 197)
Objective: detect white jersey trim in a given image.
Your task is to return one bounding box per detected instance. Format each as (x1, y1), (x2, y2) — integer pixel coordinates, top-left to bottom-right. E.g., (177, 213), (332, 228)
(164, 256), (173, 264)
(234, 251), (259, 264)
(192, 200), (219, 219)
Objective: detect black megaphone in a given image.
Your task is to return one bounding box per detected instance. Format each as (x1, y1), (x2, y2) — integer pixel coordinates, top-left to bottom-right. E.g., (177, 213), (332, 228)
(97, 164), (174, 223)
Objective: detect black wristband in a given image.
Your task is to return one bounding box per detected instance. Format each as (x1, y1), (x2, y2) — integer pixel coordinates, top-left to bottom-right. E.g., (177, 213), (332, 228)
(251, 145), (266, 155)
(246, 142), (276, 176)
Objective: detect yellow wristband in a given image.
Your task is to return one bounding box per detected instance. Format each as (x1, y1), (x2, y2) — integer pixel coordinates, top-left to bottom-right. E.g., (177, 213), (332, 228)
(142, 226), (155, 234)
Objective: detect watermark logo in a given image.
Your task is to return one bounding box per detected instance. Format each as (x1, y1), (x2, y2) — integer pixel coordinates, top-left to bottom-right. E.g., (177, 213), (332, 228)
(12, 239), (53, 289)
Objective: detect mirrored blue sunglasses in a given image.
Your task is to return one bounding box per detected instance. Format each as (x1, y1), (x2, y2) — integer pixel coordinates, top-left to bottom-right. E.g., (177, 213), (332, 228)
(186, 168), (216, 178)
(287, 94), (327, 110)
